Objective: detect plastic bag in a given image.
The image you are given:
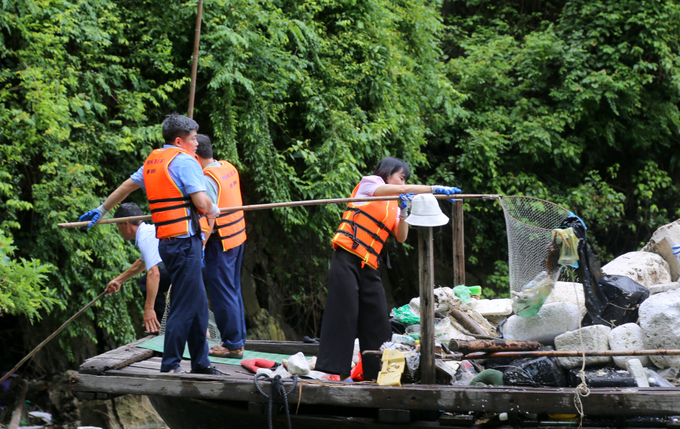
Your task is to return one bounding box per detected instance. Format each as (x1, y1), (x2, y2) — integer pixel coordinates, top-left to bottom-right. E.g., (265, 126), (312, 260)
(552, 227), (579, 267)
(644, 368), (675, 387)
(452, 285), (471, 304)
(405, 323), (421, 340)
(452, 360), (478, 386)
(434, 317), (452, 343)
(390, 304), (420, 325)
(512, 271), (555, 318)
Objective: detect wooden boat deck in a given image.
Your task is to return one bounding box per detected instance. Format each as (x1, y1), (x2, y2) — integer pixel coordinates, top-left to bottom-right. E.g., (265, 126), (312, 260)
(71, 337), (680, 422)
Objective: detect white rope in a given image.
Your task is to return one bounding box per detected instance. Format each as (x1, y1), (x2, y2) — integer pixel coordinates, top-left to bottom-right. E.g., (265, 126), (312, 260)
(571, 276), (590, 428)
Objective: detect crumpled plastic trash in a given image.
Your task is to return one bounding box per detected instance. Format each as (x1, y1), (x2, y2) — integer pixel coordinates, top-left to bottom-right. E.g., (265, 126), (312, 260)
(285, 352), (310, 376)
(29, 411), (52, 424)
(644, 368), (675, 387)
(390, 304), (420, 325)
(452, 285), (482, 304)
(512, 271), (554, 318)
(452, 360), (479, 386)
(552, 227), (579, 267)
(257, 364), (292, 379)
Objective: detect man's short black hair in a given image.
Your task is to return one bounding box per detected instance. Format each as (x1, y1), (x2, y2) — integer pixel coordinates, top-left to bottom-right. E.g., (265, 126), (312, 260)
(196, 134), (213, 159)
(373, 157), (411, 182)
(162, 113), (199, 144)
(114, 202), (143, 226)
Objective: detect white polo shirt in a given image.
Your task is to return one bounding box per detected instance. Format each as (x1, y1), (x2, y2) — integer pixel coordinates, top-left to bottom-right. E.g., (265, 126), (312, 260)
(135, 222), (164, 271)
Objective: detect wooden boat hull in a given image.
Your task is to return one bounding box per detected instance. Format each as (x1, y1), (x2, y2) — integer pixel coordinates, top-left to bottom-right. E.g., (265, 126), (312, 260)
(72, 338), (680, 428)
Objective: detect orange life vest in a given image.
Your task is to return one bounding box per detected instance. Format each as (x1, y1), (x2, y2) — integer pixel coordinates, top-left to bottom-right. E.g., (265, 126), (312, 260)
(143, 147), (201, 239)
(331, 184), (398, 269)
(204, 160), (247, 251)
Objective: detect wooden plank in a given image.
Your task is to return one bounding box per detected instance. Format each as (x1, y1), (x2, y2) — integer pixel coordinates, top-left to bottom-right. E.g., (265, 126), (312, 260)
(79, 336), (155, 375)
(70, 373), (680, 416)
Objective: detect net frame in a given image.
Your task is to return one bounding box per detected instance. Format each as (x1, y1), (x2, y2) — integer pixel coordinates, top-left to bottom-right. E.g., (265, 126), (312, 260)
(500, 196), (572, 293)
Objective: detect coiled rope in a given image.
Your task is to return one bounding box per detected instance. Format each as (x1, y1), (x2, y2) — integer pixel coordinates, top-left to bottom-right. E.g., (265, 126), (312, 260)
(254, 373), (299, 429)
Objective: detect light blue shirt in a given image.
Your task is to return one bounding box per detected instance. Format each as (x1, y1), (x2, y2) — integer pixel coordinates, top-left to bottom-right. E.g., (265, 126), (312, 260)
(130, 145), (206, 237)
(135, 222), (164, 270)
(203, 160), (221, 204)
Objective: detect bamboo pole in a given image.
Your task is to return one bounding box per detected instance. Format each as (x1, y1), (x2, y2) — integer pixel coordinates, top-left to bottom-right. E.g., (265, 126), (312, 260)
(0, 291), (107, 386)
(58, 194), (502, 229)
(187, 0), (204, 119)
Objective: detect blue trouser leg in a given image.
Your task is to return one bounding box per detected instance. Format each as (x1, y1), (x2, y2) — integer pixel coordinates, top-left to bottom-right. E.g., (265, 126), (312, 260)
(159, 235), (211, 372)
(204, 241), (247, 350)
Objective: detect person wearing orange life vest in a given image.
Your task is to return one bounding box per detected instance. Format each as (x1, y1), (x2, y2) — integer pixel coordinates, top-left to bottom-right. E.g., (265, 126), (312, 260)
(79, 114), (225, 375)
(195, 134), (248, 359)
(314, 157), (462, 381)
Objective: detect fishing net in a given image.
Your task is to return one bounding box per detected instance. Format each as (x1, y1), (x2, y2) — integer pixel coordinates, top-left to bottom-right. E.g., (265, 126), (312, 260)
(500, 196), (572, 294)
(159, 288), (222, 346)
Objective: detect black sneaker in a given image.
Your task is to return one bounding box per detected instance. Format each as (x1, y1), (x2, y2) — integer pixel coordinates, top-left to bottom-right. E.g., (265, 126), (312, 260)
(162, 367), (186, 374)
(191, 365), (226, 375)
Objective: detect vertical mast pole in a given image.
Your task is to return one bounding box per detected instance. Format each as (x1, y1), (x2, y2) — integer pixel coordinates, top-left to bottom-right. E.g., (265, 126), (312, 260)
(188, 0), (204, 118)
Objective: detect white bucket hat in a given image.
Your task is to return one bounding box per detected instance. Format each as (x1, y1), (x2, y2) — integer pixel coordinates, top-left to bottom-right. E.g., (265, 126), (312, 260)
(405, 194), (450, 227)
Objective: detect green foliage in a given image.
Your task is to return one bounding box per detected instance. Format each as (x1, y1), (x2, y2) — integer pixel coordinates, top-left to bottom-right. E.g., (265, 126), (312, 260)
(435, 0), (680, 288)
(0, 0), (193, 355)
(0, 233), (60, 322)
(2, 0), (680, 358)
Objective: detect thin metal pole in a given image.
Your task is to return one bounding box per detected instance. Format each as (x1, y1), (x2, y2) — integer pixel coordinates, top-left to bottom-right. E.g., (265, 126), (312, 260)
(187, 0), (204, 119)
(58, 194), (502, 229)
(418, 227), (436, 384)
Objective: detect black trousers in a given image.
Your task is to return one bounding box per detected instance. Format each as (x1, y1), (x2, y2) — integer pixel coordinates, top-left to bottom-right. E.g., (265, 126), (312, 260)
(315, 248), (391, 380)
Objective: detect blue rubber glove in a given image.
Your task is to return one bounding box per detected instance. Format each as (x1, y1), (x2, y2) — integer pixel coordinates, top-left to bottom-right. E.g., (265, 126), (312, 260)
(673, 245), (680, 260)
(399, 193), (415, 212)
(431, 185), (462, 196)
(79, 205), (109, 228)
(431, 185), (462, 202)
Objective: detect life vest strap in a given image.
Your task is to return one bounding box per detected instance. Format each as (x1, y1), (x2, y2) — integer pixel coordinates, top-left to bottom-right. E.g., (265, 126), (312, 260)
(333, 229), (381, 258)
(210, 226), (246, 241)
(148, 196), (191, 204)
(154, 215), (192, 227)
(338, 219), (387, 246)
(149, 202), (191, 214)
(215, 214), (245, 230)
(344, 207), (391, 233)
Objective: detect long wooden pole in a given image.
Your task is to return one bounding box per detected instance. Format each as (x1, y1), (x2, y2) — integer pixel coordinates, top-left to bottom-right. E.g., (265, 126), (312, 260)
(187, 0), (204, 119)
(58, 194), (502, 229)
(0, 291), (107, 386)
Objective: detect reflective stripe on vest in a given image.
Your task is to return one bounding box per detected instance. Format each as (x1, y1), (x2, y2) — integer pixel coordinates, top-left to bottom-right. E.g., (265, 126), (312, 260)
(204, 160), (247, 251)
(331, 183), (398, 269)
(143, 147), (199, 239)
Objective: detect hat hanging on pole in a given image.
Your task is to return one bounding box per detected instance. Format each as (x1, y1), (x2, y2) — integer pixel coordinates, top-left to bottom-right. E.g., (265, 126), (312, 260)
(406, 194), (450, 227)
